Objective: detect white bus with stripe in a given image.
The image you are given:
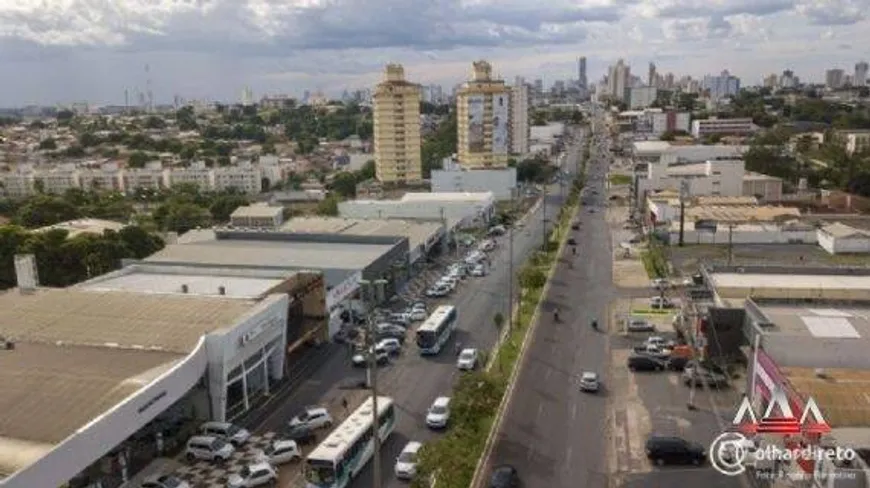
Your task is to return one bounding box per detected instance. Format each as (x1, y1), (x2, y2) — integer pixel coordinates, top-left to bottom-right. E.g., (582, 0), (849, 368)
(415, 305), (459, 355)
(304, 396), (396, 488)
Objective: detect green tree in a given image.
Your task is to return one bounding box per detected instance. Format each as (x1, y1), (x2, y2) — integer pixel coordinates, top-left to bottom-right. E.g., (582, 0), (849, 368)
(153, 202), (211, 233)
(421, 113), (457, 178)
(209, 195), (249, 222)
(64, 144), (86, 157)
(56, 110), (74, 123)
(15, 196), (81, 228)
(296, 134), (319, 154)
(519, 266), (547, 289)
(144, 115), (166, 129)
(176, 106), (198, 131)
(38, 138), (57, 151)
(117, 225), (165, 259)
(128, 151), (151, 168)
(0, 225), (30, 288)
(315, 196), (339, 216)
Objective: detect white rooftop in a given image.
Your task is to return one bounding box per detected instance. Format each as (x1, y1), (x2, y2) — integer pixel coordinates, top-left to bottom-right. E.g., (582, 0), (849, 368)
(34, 218), (127, 238)
(231, 204), (283, 219)
(80, 272), (284, 298)
(633, 141), (672, 154)
(399, 192), (494, 202)
(712, 273), (870, 291)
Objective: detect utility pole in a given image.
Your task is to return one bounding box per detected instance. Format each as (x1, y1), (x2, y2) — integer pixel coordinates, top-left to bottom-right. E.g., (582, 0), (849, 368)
(679, 180), (689, 247)
(360, 279), (387, 488)
(541, 184), (548, 250)
(727, 224), (735, 266)
(508, 188), (515, 332)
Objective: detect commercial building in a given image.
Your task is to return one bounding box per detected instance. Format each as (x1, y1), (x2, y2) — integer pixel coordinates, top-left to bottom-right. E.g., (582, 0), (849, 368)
(372, 64), (423, 183)
(338, 192), (495, 230)
(817, 222), (870, 254)
(230, 203), (285, 229)
(145, 228), (409, 337)
(632, 141), (746, 164)
(431, 159), (517, 200)
(0, 259), (325, 488)
(838, 130), (870, 156)
(510, 77), (530, 155)
(826, 69), (845, 90)
(456, 61), (511, 169)
(629, 87), (658, 109)
(742, 172), (784, 201)
(647, 111), (690, 137)
(690, 118), (756, 138)
(637, 158), (746, 198)
(856, 61), (869, 87)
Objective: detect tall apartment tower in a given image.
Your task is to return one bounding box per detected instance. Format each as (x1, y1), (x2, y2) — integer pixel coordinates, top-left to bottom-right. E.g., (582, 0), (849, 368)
(826, 69), (845, 90)
(578, 57), (588, 89)
(607, 59), (630, 102)
(510, 77), (530, 155)
(855, 61), (869, 87)
(372, 64), (423, 183)
(456, 61), (511, 169)
(648, 62), (657, 87)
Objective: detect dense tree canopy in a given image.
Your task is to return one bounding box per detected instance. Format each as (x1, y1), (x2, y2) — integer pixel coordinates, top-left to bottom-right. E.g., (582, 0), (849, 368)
(421, 112), (457, 178)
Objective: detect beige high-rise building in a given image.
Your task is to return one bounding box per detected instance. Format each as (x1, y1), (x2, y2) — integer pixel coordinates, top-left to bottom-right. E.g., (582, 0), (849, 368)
(372, 64), (423, 183)
(456, 61), (512, 169)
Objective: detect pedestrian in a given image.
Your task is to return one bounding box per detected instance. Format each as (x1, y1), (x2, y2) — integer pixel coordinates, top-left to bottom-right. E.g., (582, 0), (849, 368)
(342, 397), (349, 413)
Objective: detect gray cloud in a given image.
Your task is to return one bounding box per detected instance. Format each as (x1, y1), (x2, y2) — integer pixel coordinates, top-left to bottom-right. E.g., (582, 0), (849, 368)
(797, 0), (865, 26)
(654, 0), (795, 19)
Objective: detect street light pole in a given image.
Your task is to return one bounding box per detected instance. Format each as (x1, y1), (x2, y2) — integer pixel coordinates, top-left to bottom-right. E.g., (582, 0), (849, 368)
(541, 184), (548, 250)
(360, 279), (387, 488)
(508, 188), (515, 332)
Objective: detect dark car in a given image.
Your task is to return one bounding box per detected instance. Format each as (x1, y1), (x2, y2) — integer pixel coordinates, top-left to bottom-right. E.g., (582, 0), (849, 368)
(666, 356), (691, 371)
(571, 222), (580, 230)
(645, 436), (706, 466)
(489, 464), (520, 488)
(567, 237), (577, 246)
(627, 354), (666, 372)
(282, 425), (318, 446)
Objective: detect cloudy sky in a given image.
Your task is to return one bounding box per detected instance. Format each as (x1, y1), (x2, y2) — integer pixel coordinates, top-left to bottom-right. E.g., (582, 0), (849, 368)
(0, 0), (868, 107)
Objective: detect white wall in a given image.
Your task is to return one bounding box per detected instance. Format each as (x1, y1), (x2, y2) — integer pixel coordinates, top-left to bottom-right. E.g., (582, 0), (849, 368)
(431, 168), (517, 200)
(339, 200), (494, 229)
(639, 160), (745, 198)
(206, 294), (289, 421)
(818, 231), (870, 254)
(668, 229), (818, 245)
(0, 342), (209, 488)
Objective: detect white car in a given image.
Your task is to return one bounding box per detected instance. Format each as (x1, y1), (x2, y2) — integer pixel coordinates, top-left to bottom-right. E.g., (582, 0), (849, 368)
(376, 338), (402, 354)
(288, 406), (334, 430)
(255, 439), (301, 465)
(352, 347), (390, 367)
(651, 278), (670, 289)
(408, 308), (428, 321)
(141, 474), (191, 488)
(627, 317), (655, 332)
(226, 462), (278, 488)
(456, 348), (478, 370)
(579, 372), (600, 392)
(649, 296), (674, 309)
(198, 422), (251, 446)
(426, 397), (451, 429)
(471, 264), (487, 277)
(395, 440), (423, 480)
(185, 435), (235, 462)
(479, 239), (496, 252)
(425, 285), (450, 297)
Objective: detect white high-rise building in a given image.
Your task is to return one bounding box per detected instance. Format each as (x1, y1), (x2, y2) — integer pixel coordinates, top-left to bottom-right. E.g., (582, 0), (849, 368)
(607, 59), (630, 102)
(855, 62), (869, 87)
(510, 77), (530, 155)
(826, 69), (845, 90)
(702, 70), (740, 100)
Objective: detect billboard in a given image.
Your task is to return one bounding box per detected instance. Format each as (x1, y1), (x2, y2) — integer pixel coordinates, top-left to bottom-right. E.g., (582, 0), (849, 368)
(492, 93), (509, 154)
(466, 94), (485, 153)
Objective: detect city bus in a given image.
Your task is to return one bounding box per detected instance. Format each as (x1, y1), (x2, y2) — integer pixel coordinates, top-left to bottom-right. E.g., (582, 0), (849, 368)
(304, 396), (396, 488)
(416, 305), (458, 355)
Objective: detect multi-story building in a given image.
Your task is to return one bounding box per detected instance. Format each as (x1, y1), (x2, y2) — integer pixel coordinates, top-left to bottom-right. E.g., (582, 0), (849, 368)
(578, 56), (588, 97)
(702, 70), (740, 100)
(855, 61), (869, 87)
(825, 69), (845, 90)
(691, 118), (755, 138)
(648, 63), (657, 87)
(648, 111), (691, 137)
(33, 166), (80, 194)
(510, 77), (530, 155)
(607, 59), (630, 102)
(0, 171), (34, 198)
(763, 74), (778, 89)
(779, 70), (799, 89)
(629, 87), (658, 109)
(169, 164), (215, 190)
(456, 61), (512, 169)
(839, 130), (870, 155)
(372, 64), (423, 183)
(213, 166), (262, 194)
(79, 168), (123, 192)
(122, 168), (168, 192)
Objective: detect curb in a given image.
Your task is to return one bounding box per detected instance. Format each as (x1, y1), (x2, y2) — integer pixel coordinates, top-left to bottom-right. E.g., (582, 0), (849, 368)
(468, 191), (583, 488)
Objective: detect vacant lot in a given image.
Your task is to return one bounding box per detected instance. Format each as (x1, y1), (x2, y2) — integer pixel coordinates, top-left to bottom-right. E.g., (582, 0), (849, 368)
(668, 244), (870, 276)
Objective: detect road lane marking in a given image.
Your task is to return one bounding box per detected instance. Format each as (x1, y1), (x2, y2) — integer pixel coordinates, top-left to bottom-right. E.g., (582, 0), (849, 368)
(536, 402), (543, 423)
(566, 446), (573, 464)
(544, 368), (551, 380)
(572, 403), (577, 421)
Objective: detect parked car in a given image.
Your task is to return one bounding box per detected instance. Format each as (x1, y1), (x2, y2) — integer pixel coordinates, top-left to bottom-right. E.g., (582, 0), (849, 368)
(456, 348), (478, 370)
(352, 347), (390, 367)
(471, 264), (488, 277)
(682, 369), (729, 388)
(425, 285), (451, 298)
(288, 406), (334, 430)
(377, 338), (402, 355)
(141, 474), (191, 488)
(626, 317), (655, 332)
(650, 278), (670, 290)
(198, 421), (251, 446)
(627, 354), (666, 372)
(479, 239), (496, 252)
(388, 313), (411, 327)
(226, 462), (278, 488)
(394, 440), (423, 480)
(645, 435), (706, 466)
(375, 330), (406, 344)
(185, 436), (235, 462)
(571, 222), (580, 230)
(567, 237), (577, 246)
(489, 464), (520, 488)
(281, 424), (318, 446)
(408, 307), (428, 321)
(255, 439), (301, 465)
(488, 225), (506, 236)
(579, 372), (600, 392)
(649, 297), (674, 309)
(425, 396), (451, 429)
(376, 323), (407, 336)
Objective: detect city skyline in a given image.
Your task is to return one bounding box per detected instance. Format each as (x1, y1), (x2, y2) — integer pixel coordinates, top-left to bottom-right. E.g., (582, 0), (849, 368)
(0, 0), (868, 106)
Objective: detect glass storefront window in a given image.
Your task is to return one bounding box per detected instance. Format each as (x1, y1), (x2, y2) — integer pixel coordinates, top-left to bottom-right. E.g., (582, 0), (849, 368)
(228, 365), (243, 382)
(244, 348), (263, 369)
(245, 362), (267, 406)
(226, 378), (246, 419)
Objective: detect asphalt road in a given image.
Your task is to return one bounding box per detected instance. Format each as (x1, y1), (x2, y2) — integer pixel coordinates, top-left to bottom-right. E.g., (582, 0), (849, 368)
(482, 125), (615, 487)
(254, 131), (584, 488)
